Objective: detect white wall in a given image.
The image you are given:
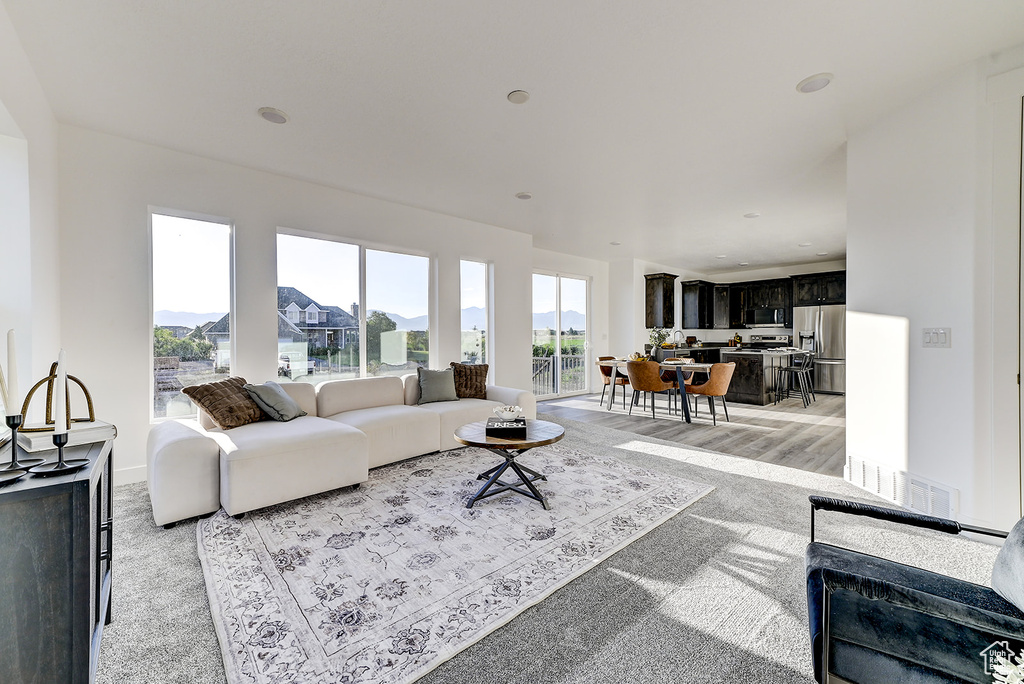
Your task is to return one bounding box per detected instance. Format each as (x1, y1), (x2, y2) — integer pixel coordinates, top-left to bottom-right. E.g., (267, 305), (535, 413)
(847, 57), (1023, 528)
(532, 248), (610, 393)
(0, 2), (61, 421)
(58, 126), (535, 483)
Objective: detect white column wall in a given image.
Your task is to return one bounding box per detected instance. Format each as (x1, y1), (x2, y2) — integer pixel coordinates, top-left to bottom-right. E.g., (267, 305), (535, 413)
(58, 126), (534, 483)
(847, 57), (1023, 529)
(0, 3), (60, 419)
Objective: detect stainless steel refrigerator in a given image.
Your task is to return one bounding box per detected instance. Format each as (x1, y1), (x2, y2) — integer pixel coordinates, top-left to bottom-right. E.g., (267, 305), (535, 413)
(793, 304), (845, 394)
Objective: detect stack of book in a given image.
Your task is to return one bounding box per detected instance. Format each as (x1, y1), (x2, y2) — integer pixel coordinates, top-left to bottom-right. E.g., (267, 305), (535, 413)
(17, 420), (117, 452)
(485, 417), (527, 439)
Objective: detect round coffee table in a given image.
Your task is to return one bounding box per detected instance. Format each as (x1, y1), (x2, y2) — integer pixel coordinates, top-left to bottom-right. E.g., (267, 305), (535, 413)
(454, 419), (565, 510)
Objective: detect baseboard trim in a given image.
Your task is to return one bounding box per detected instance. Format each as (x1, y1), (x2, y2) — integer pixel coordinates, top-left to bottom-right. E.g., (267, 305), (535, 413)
(114, 464), (147, 486)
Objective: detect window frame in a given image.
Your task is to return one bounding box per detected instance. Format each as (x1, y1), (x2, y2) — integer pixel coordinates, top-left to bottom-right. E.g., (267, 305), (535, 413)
(149, 207), (235, 423)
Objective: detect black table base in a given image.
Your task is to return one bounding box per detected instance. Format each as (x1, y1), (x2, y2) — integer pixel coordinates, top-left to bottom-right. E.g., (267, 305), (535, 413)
(467, 448), (549, 510)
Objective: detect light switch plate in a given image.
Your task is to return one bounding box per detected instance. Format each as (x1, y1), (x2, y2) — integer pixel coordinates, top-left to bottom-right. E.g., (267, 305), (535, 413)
(922, 328), (951, 348)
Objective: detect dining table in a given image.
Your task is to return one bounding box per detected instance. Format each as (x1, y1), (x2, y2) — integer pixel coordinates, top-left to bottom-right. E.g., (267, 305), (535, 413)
(597, 358), (714, 424)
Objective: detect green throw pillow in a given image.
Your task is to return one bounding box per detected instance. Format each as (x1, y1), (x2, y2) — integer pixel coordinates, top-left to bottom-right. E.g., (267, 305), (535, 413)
(417, 367), (458, 404)
(243, 381), (307, 421)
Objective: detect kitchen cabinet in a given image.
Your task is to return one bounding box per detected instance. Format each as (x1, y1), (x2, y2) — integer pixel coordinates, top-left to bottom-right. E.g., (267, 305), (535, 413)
(680, 280), (713, 329)
(644, 272), (677, 328)
(729, 285), (747, 328)
(792, 271), (845, 306)
(712, 285), (730, 329)
(727, 278), (793, 328)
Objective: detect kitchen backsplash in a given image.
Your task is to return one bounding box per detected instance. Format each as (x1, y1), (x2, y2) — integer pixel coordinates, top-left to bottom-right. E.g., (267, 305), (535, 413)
(665, 328), (792, 344)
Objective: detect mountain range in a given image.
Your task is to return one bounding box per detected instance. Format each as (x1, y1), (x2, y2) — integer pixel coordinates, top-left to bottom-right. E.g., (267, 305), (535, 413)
(155, 310), (226, 328)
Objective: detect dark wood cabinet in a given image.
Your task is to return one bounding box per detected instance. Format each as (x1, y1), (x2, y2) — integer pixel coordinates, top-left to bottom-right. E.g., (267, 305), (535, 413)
(680, 280), (712, 329)
(0, 439), (113, 684)
(712, 286), (730, 329)
(729, 285), (747, 328)
(644, 272), (677, 329)
(792, 271), (846, 306)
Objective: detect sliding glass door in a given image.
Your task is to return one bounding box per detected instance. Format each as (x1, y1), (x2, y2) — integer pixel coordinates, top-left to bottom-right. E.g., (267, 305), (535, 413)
(531, 273), (589, 397)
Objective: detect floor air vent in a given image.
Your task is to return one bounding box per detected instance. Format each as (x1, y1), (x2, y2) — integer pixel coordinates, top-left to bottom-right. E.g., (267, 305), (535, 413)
(845, 455), (958, 519)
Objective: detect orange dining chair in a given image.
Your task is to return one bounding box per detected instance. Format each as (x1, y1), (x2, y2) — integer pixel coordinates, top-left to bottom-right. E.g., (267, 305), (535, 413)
(598, 356), (629, 410)
(624, 359), (675, 419)
(687, 362), (736, 426)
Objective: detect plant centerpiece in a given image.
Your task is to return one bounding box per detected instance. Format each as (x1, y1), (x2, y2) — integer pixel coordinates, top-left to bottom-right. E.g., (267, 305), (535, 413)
(648, 328), (669, 348)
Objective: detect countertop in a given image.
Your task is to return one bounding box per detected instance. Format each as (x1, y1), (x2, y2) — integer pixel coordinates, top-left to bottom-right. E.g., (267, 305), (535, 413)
(721, 348), (803, 356)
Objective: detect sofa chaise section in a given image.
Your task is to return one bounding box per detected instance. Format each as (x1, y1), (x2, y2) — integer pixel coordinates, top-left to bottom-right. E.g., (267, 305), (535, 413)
(217, 414), (368, 516)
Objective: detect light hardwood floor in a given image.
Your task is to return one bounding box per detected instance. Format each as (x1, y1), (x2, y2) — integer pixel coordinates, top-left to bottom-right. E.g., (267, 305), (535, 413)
(539, 389), (846, 477)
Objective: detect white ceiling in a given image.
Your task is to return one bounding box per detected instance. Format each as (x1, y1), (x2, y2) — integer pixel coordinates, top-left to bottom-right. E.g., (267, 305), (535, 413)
(6, 1), (1024, 274)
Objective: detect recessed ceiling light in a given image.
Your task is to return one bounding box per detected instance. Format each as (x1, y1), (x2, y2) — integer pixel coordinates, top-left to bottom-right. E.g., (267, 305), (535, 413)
(258, 107), (289, 124)
(515, 191), (532, 200)
(816, 252), (829, 256)
(798, 242), (812, 247)
(507, 90), (530, 104)
(796, 73), (833, 94)
(610, 241), (622, 246)
(743, 212), (760, 219)
(738, 262), (749, 266)
(715, 255), (727, 259)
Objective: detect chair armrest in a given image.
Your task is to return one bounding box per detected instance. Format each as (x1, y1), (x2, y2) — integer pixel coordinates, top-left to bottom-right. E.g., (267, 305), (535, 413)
(821, 566), (1024, 639)
(486, 385), (537, 419)
(810, 495), (963, 536)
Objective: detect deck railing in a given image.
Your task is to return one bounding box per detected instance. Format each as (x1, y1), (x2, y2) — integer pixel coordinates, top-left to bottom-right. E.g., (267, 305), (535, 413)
(532, 354), (587, 396)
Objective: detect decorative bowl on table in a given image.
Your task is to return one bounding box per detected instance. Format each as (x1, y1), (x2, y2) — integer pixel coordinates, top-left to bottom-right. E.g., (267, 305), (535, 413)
(493, 405), (522, 421)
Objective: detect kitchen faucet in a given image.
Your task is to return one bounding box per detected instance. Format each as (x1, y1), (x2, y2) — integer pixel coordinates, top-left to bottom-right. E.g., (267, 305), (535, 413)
(673, 330), (684, 345)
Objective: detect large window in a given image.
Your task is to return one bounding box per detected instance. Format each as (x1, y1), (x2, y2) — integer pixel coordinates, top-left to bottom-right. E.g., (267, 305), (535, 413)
(277, 234), (361, 383)
(152, 213), (231, 418)
(460, 260), (488, 365)
(531, 273), (589, 397)
(277, 234), (429, 380)
(366, 249), (429, 377)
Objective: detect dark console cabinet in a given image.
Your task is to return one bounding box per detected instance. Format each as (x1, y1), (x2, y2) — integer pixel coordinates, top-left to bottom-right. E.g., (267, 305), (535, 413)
(0, 439), (113, 683)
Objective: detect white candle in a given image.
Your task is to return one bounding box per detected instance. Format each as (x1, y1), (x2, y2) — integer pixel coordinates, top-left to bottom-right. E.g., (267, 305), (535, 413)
(7, 330), (18, 417)
(54, 349), (68, 435)
(0, 359), (8, 416)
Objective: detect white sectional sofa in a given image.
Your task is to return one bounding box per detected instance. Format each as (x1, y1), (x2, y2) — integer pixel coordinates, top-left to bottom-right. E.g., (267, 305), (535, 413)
(147, 374), (536, 527)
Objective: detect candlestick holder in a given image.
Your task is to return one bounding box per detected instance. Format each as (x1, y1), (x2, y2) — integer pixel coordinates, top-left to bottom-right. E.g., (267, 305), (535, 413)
(2, 414), (44, 472)
(29, 432), (89, 476)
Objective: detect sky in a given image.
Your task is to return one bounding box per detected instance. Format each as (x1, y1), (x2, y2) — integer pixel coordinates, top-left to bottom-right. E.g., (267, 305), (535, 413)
(153, 214), (585, 322)
(152, 214), (230, 313)
(533, 273), (587, 318)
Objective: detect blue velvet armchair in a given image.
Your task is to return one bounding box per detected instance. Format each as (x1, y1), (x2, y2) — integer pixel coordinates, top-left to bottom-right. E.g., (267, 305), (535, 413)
(805, 496), (1024, 683)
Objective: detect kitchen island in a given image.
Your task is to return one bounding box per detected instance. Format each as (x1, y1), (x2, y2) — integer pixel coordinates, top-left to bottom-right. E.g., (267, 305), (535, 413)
(720, 349), (796, 405)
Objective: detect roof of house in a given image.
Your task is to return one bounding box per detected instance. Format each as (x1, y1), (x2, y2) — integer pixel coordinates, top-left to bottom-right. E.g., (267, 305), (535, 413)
(278, 286), (357, 328)
(205, 313), (229, 334)
(277, 311), (305, 341)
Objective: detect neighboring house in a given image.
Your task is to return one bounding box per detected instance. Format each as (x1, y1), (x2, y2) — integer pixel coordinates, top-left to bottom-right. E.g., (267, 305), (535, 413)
(200, 289), (357, 355)
(158, 325), (193, 339)
(278, 286), (359, 349)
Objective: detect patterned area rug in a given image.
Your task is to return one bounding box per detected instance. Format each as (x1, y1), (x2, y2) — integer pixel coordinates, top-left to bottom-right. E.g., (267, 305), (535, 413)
(197, 442), (713, 684)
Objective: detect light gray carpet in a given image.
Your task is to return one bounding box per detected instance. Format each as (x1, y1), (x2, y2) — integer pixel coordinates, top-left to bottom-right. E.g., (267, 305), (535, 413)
(97, 415), (999, 683)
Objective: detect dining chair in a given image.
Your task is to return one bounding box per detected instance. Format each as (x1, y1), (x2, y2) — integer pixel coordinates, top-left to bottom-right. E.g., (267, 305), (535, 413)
(775, 351), (815, 407)
(598, 356), (629, 410)
(624, 360), (675, 419)
(687, 362), (736, 426)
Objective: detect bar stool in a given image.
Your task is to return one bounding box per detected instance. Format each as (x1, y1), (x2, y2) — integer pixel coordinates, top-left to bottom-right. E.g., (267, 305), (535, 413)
(775, 352), (815, 407)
